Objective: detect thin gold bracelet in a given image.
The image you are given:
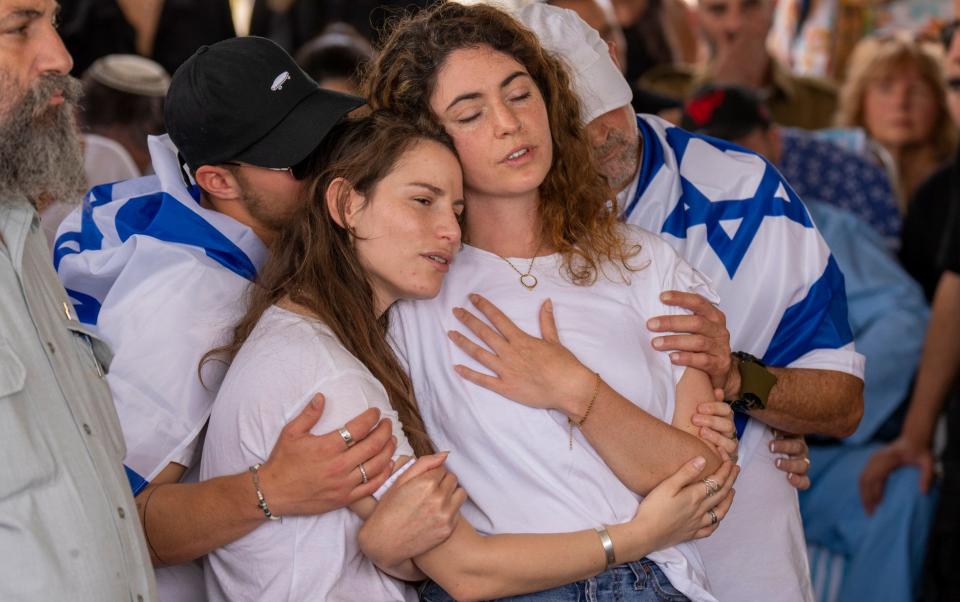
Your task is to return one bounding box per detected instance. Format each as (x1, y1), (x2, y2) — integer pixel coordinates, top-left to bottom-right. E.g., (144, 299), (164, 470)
(568, 372), (602, 450)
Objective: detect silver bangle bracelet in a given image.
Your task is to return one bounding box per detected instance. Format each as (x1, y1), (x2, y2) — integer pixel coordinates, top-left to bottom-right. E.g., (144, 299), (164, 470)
(249, 463), (281, 521)
(595, 526), (617, 569)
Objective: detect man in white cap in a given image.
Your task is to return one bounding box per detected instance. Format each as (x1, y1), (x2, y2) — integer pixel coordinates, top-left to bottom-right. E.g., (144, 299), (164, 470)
(518, 4), (865, 601)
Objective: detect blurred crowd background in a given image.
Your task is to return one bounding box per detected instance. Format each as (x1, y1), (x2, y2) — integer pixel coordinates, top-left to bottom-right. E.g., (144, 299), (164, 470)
(55, 1), (960, 601)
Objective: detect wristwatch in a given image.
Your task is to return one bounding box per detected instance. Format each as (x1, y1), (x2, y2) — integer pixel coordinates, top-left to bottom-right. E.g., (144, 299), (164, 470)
(728, 352), (778, 413)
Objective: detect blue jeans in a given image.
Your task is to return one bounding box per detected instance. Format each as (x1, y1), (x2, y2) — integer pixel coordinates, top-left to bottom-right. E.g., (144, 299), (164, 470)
(418, 558), (689, 601)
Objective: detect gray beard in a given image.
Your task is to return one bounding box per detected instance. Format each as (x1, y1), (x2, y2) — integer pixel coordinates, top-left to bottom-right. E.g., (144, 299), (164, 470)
(0, 73), (86, 206)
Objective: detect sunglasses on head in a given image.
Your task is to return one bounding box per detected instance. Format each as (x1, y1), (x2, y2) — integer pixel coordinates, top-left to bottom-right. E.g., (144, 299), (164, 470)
(221, 154), (313, 180)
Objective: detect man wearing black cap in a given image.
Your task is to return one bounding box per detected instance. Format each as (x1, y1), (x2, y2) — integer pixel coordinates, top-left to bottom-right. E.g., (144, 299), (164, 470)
(53, 36), (447, 598)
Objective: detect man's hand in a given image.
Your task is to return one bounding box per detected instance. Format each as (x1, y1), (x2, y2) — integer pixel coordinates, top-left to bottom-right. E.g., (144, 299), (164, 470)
(648, 291), (734, 395)
(859, 436), (935, 515)
(258, 394), (397, 517)
(358, 453), (466, 568)
(770, 431), (811, 491)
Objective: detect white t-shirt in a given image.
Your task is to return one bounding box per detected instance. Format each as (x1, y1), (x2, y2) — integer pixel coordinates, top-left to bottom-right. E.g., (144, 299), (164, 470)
(200, 306), (416, 602)
(390, 225), (718, 602)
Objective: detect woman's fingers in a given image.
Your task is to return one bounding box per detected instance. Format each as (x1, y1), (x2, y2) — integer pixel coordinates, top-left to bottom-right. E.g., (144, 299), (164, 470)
(699, 427), (738, 459)
(786, 471), (811, 491)
(662, 456), (710, 494)
(447, 329), (503, 372)
(452, 306), (507, 353)
(692, 413), (735, 437)
(697, 400), (732, 418)
(538, 299), (561, 344)
(699, 464), (738, 514)
(693, 488), (736, 539)
(469, 293), (524, 341)
(770, 434), (807, 457)
(453, 364), (506, 394)
(394, 453), (447, 487)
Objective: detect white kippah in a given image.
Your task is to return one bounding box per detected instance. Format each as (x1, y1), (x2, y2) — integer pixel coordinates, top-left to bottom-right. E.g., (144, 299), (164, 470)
(516, 2), (632, 124)
(85, 54), (171, 97)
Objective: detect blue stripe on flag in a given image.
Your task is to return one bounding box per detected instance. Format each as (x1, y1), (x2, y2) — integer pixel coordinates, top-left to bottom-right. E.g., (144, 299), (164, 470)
(114, 192), (257, 281)
(64, 287), (103, 325)
(52, 183), (115, 271)
(124, 464), (149, 497)
(622, 116), (666, 219)
(763, 255), (854, 366)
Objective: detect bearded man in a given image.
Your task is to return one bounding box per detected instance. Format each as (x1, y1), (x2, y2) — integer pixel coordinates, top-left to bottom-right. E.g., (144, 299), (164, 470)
(0, 0), (157, 599)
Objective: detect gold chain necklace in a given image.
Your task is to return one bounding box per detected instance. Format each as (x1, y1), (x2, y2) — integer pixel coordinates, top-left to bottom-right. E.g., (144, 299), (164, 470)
(498, 244), (541, 290)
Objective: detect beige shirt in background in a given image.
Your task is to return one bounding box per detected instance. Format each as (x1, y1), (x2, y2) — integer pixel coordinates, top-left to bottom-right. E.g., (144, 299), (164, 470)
(0, 198), (156, 601)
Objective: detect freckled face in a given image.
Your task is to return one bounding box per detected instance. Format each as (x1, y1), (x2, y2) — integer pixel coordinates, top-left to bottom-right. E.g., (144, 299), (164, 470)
(429, 46), (553, 200)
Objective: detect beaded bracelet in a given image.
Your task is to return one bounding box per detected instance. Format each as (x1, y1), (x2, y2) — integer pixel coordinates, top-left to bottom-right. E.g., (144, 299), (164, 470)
(249, 463), (281, 521)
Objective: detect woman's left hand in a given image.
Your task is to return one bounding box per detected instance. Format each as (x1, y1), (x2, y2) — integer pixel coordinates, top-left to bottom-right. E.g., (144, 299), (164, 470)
(447, 293), (596, 417)
(771, 430), (812, 491)
(692, 398), (739, 462)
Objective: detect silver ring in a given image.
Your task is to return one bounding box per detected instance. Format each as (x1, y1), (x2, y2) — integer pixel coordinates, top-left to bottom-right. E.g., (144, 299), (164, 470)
(803, 457), (811, 466)
(708, 509), (718, 525)
(338, 427), (355, 448)
(358, 462), (368, 485)
(703, 478), (719, 497)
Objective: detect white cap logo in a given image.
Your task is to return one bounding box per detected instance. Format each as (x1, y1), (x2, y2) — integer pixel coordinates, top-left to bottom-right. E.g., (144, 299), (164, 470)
(271, 71), (291, 91)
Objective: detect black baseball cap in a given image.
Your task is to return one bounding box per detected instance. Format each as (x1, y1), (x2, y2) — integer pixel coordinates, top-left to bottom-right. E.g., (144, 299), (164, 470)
(165, 36), (365, 172)
(681, 85), (771, 141)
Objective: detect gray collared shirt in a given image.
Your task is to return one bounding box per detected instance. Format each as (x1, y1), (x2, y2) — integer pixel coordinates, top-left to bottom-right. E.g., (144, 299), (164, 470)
(0, 197), (156, 601)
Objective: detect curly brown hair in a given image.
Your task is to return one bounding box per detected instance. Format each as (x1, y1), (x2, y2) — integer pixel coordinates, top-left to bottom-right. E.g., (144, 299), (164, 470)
(363, 1), (638, 285)
(204, 111), (453, 457)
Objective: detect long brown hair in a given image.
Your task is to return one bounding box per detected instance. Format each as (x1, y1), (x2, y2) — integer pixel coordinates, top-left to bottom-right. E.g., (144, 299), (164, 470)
(209, 111), (453, 457)
(363, 1), (638, 285)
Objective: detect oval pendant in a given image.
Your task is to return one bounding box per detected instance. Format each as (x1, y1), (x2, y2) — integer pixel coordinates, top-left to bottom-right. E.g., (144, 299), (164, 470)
(520, 273), (538, 290)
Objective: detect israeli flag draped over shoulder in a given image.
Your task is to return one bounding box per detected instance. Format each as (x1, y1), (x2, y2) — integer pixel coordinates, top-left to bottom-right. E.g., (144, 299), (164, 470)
(621, 115), (865, 462)
(54, 135), (269, 495)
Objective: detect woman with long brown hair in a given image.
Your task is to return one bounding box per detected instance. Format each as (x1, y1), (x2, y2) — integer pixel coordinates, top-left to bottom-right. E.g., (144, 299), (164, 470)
(199, 110), (734, 601)
(360, 2), (739, 600)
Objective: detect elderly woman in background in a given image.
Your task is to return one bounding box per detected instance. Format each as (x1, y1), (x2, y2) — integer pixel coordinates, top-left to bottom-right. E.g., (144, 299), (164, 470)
(837, 33), (956, 211)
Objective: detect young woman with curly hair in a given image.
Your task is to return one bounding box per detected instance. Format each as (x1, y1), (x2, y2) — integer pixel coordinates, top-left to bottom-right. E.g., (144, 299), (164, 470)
(359, 3), (740, 600)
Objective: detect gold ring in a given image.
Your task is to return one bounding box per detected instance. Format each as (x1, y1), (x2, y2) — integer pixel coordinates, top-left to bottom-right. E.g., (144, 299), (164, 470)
(338, 427), (355, 448)
(358, 462), (368, 485)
